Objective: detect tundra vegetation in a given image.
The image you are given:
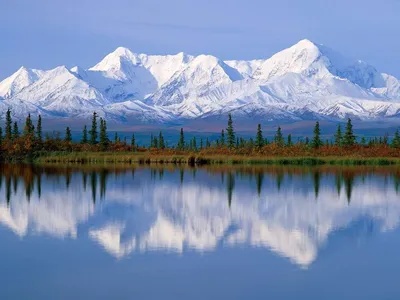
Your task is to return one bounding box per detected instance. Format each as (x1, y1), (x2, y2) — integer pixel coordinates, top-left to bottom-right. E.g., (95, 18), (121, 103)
(2, 109), (400, 165)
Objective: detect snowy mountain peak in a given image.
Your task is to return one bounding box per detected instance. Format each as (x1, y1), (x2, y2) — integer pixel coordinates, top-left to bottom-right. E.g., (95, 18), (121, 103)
(0, 66), (43, 99)
(1, 40), (400, 122)
(190, 54), (244, 82)
(252, 39), (330, 81)
(89, 47), (139, 75)
(291, 38), (320, 51)
(112, 46), (136, 57)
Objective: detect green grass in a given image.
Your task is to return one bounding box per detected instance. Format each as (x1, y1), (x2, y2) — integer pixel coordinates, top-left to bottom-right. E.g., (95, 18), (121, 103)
(34, 151), (400, 166)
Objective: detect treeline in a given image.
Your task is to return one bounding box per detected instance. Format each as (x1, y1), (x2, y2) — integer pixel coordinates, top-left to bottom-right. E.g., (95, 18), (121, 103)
(1, 109), (400, 160)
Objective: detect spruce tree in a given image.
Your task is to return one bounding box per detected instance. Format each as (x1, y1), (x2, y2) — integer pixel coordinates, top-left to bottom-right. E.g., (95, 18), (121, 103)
(81, 125), (88, 144)
(189, 139), (193, 151)
(153, 137), (158, 149)
(226, 113), (235, 149)
(192, 137), (197, 151)
(255, 124), (264, 149)
(287, 134), (293, 147)
(99, 118), (108, 150)
(0, 127), (2, 145)
(220, 129), (225, 147)
(383, 133), (389, 146)
(360, 136), (366, 146)
(343, 118), (356, 146)
(159, 131), (165, 149)
(131, 133), (136, 150)
(392, 129), (400, 148)
(311, 121), (323, 149)
(248, 138), (254, 148)
(13, 122), (19, 139)
(240, 137), (245, 148)
(5, 108), (12, 141)
(36, 115), (42, 143)
(89, 112), (98, 145)
(114, 132), (119, 144)
(200, 138), (203, 150)
(334, 124), (342, 146)
(274, 126), (284, 147)
(177, 128), (185, 150)
(23, 113), (34, 137)
(65, 127), (72, 142)
(206, 137), (210, 148)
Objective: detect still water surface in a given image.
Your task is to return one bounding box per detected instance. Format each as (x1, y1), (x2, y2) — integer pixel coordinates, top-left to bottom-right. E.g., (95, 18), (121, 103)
(0, 164), (400, 299)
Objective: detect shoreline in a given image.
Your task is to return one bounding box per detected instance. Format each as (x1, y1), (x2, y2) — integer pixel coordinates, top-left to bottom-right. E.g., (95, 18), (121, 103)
(32, 152), (400, 166)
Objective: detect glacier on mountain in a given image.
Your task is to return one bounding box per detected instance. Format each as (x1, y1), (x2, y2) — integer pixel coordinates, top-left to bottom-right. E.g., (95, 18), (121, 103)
(1, 39), (400, 122)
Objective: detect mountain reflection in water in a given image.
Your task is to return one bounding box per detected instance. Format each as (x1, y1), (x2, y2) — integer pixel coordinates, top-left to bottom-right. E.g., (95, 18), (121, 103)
(1, 164), (400, 267)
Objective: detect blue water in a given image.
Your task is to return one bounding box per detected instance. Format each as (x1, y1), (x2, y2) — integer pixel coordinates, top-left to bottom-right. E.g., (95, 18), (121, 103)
(0, 165), (399, 299)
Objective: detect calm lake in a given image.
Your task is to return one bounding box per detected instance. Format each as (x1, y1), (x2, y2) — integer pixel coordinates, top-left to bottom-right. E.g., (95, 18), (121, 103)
(1, 164), (400, 299)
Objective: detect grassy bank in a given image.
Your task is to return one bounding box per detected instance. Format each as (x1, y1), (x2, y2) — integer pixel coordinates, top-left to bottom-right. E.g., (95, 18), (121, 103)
(35, 151), (400, 166)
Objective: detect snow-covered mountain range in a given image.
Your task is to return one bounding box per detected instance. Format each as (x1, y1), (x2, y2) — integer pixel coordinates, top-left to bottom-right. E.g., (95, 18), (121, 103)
(1, 39), (400, 123)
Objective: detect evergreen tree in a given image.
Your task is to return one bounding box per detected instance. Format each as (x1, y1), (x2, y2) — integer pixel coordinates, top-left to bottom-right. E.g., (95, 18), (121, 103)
(65, 127), (72, 142)
(131, 133), (136, 150)
(220, 129), (225, 147)
(5, 108), (13, 141)
(287, 134), (293, 147)
(159, 131), (165, 149)
(392, 129), (400, 148)
(334, 124), (342, 146)
(153, 137), (158, 149)
(0, 127), (2, 145)
(114, 132), (119, 144)
(89, 112), (98, 145)
(274, 126), (284, 147)
(255, 124), (264, 149)
(13, 122), (19, 139)
(311, 121), (323, 149)
(99, 118), (108, 150)
(23, 113), (34, 137)
(360, 136), (366, 146)
(383, 133), (389, 146)
(239, 137), (245, 148)
(226, 113), (235, 149)
(248, 138), (254, 148)
(192, 137), (197, 151)
(206, 137), (211, 148)
(177, 128), (185, 150)
(81, 125), (88, 144)
(189, 139), (193, 150)
(305, 137), (310, 145)
(343, 118), (356, 146)
(200, 138), (203, 150)
(36, 115), (43, 143)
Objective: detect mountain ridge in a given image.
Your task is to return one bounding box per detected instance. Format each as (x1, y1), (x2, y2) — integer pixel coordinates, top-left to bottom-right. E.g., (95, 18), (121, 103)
(1, 39), (400, 123)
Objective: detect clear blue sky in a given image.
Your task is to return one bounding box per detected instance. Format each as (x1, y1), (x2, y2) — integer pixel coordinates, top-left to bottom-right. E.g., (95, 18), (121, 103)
(1, 0), (400, 79)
